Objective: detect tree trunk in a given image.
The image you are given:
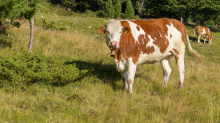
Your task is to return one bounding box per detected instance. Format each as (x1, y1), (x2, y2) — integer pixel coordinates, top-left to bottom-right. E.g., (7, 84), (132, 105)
(138, 0), (145, 13)
(71, 0), (75, 9)
(28, 17), (34, 52)
(180, 16), (184, 24)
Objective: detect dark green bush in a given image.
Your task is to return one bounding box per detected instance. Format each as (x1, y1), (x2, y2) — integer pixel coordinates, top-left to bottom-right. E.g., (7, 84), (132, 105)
(41, 19), (57, 30)
(0, 51), (93, 85)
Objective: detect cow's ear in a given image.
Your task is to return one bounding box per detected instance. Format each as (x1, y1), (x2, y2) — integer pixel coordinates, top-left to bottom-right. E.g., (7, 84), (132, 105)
(97, 27), (106, 35)
(122, 27), (130, 34)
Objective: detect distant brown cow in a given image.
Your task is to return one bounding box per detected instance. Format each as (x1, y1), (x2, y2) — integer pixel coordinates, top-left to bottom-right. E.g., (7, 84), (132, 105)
(194, 26), (214, 44)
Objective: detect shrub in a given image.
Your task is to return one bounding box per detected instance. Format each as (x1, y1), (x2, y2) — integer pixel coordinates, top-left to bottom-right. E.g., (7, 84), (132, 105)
(124, 0), (135, 19)
(0, 51), (93, 86)
(96, 10), (105, 18)
(41, 19), (57, 30)
(113, 0), (121, 18)
(84, 10), (96, 17)
(104, 0), (115, 18)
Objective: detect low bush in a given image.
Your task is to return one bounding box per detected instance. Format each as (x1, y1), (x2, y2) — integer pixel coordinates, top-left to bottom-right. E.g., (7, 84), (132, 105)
(41, 19), (57, 30)
(0, 51), (93, 86)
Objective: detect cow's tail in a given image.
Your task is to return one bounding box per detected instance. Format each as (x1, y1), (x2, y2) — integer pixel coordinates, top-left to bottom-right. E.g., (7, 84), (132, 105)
(185, 27), (204, 62)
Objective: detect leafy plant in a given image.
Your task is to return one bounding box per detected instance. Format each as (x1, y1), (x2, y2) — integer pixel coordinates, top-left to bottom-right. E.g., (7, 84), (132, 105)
(41, 19), (57, 30)
(0, 51), (93, 85)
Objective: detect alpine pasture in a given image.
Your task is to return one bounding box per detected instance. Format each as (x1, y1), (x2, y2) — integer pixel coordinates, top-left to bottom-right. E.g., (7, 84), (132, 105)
(0, 1), (220, 122)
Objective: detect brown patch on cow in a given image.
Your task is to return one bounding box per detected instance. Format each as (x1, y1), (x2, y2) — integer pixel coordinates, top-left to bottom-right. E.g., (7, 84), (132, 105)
(174, 55), (179, 64)
(97, 27), (105, 34)
(173, 48), (180, 55)
(136, 26), (140, 31)
(114, 21), (142, 65)
(114, 18), (187, 65)
(137, 34), (155, 55)
(146, 46), (155, 55)
(133, 19), (172, 53)
(127, 78), (133, 85)
(170, 34), (172, 38)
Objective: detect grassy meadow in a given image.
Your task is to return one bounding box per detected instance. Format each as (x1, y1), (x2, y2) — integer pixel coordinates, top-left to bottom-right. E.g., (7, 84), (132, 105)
(0, 2), (220, 122)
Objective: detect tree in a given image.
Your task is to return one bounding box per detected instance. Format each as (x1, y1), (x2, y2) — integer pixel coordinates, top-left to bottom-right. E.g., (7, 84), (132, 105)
(113, 0), (122, 18)
(135, 0), (147, 14)
(0, 0), (41, 52)
(124, 0), (135, 19)
(104, 0), (115, 18)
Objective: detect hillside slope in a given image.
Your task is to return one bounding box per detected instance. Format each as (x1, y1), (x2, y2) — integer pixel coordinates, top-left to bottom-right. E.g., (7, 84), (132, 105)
(0, 1), (220, 122)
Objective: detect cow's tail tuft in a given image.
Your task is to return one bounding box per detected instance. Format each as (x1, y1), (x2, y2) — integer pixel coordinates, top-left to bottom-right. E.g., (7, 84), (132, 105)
(186, 35), (204, 62)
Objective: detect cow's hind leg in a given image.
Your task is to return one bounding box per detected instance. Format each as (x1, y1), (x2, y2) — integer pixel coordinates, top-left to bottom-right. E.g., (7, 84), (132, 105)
(174, 54), (185, 89)
(161, 59), (172, 87)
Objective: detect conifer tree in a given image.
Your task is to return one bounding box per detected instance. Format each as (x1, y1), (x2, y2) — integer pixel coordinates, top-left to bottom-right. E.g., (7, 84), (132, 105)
(105, 0), (115, 18)
(125, 0), (135, 19)
(113, 0), (122, 18)
(0, 0), (42, 52)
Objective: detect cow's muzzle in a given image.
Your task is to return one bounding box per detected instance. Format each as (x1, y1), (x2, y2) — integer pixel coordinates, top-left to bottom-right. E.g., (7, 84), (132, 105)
(109, 41), (119, 51)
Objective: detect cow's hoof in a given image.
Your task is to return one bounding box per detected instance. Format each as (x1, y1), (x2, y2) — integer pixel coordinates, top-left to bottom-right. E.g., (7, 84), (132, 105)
(178, 84), (184, 89)
(163, 82), (167, 87)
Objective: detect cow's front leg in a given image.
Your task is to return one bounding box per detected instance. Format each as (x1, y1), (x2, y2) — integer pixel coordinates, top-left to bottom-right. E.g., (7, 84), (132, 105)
(204, 38), (206, 43)
(198, 35), (201, 43)
(126, 58), (137, 94)
(121, 71), (128, 91)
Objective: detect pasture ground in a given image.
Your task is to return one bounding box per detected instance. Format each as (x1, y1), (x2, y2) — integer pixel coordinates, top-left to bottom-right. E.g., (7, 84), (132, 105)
(0, 1), (220, 122)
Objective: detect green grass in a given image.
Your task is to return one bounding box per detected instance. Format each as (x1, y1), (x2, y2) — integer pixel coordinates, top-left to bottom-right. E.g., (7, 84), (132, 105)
(0, 1), (220, 122)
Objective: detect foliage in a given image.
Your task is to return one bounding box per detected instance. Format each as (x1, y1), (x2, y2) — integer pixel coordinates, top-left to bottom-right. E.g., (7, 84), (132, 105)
(113, 0), (122, 18)
(0, 51), (93, 85)
(1, 2), (220, 122)
(104, 0), (115, 18)
(124, 0), (135, 19)
(0, 0), (42, 31)
(41, 19), (57, 30)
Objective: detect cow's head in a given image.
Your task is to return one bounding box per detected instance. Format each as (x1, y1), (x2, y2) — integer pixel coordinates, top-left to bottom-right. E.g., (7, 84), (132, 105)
(97, 19), (130, 51)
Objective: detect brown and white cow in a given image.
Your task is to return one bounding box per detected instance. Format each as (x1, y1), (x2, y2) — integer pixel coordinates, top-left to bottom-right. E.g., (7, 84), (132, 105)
(98, 18), (203, 94)
(194, 26), (214, 44)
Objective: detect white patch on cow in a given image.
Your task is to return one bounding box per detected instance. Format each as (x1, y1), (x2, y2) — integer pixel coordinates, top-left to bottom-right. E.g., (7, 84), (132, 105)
(166, 22), (182, 44)
(202, 28), (206, 35)
(166, 22), (185, 54)
(126, 20), (146, 43)
(160, 33), (162, 37)
(105, 19), (123, 46)
(146, 35), (155, 46)
(137, 34), (161, 65)
(115, 55), (127, 72)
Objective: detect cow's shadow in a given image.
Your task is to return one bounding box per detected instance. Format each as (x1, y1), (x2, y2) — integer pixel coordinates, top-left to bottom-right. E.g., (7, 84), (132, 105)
(189, 36), (209, 43)
(52, 59), (122, 91)
(189, 36), (198, 42)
